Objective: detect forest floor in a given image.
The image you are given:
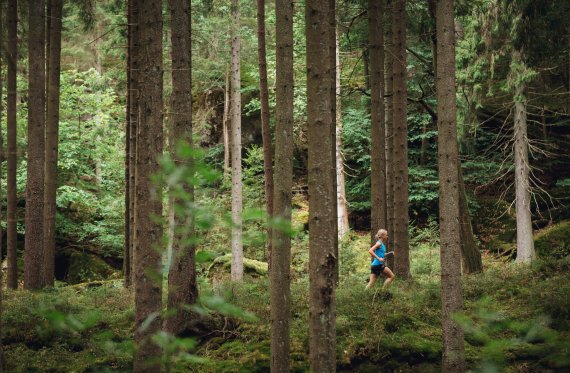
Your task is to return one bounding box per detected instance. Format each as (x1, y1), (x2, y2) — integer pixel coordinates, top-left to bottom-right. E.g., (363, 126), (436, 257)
(3, 227), (570, 372)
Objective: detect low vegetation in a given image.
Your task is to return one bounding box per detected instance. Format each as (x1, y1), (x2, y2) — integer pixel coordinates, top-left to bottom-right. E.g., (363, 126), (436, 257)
(3, 222), (569, 372)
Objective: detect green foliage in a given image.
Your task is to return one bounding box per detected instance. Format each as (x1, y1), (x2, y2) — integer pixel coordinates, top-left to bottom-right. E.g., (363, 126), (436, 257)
(534, 221), (570, 260)
(3, 282), (134, 371)
(342, 107), (371, 211)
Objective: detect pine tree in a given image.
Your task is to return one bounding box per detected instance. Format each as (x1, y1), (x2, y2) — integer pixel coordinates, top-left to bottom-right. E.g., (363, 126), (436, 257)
(6, 0), (18, 290)
(256, 0), (274, 267)
(369, 0), (386, 242)
(512, 49), (535, 263)
(392, 0), (410, 279)
(165, 0), (198, 335)
(123, 0), (134, 288)
(436, 0), (466, 370)
(270, 1), (294, 370)
(24, 0), (46, 290)
(43, 0), (63, 287)
(306, 0), (337, 370)
(384, 0), (395, 263)
(230, 0), (243, 281)
(132, 0), (163, 369)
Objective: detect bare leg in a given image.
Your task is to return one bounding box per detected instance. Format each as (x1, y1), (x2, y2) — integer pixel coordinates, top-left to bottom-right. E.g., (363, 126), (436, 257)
(382, 267), (395, 289)
(366, 273), (378, 289)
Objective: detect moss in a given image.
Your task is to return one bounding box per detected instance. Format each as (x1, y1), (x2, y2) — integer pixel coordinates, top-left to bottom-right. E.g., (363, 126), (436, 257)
(65, 248), (118, 284)
(207, 254), (268, 276)
(534, 221), (570, 259)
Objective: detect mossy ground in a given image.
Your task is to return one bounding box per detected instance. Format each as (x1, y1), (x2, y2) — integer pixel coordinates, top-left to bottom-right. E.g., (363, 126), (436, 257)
(3, 226), (570, 372)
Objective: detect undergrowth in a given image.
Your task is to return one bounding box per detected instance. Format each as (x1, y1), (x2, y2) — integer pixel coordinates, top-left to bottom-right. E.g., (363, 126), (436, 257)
(2, 230), (570, 372)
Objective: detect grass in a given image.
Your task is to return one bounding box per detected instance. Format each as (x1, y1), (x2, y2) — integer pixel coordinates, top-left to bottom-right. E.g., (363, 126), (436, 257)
(3, 228), (570, 372)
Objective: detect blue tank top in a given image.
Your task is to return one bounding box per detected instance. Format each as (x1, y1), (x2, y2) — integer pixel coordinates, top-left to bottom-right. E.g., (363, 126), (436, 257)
(371, 241), (386, 266)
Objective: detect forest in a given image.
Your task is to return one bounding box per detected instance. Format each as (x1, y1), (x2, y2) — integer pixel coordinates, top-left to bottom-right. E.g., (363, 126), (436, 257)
(1, 0), (570, 372)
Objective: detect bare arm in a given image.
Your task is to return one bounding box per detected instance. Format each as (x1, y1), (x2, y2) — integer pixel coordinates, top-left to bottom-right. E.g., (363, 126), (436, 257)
(368, 242), (384, 262)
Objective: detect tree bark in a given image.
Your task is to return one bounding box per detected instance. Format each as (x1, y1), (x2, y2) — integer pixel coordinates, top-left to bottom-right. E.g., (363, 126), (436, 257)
(223, 67), (230, 178)
(165, 0), (198, 336)
(369, 0), (386, 244)
(336, 13), (349, 240)
(458, 162), (483, 274)
(24, 0), (46, 290)
(6, 0), (18, 290)
(0, 2), (4, 365)
(43, 0), (62, 288)
(385, 0), (395, 265)
(257, 0), (274, 268)
(128, 0), (140, 288)
(230, 0), (243, 281)
(392, 0), (410, 279)
(133, 0), (163, 370)
(123, 0), (133, 288)
(306, 1), (337, 371)
(512, 50), (535, 263)
(270, 1), (294, 370)
(328, 0), (339, 285)
(436, 0), (466, 370)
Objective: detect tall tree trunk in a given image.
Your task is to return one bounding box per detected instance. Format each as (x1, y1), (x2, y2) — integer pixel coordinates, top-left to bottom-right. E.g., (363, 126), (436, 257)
(43, 0), (62, 288)
(306, 1), (337, 371)
(165, 0), (198, 336)
(133, 0), (163, 370)
(0, 2), (4, 366)
(328, 0), (339, 285)
(458, 163), (483, 274)
(385, 0), (395, 265)
(128, 0), (139, 288)
(123, 0), (133, 288)
(392, 0), (410, 279)
(223, 67), (230, 178)
(230, 0), (243, 281)
(257, 0), (274, 267)
(336, 18), (349, 240)
(369, 0), (386, 244)
(436, 0), (466, 370)
(512, 50), (535, 263)
(270, 1), (294, 370)
(6, 0), (18, 290)
(24, 0), (46, 290)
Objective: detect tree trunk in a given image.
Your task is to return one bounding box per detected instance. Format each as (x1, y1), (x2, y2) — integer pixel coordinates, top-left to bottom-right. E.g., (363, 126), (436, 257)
(270, 1), (294, 370)
(43, 0), (62, 288)
(128, 0), (139, 289)
(223, 67), (230, 178)
(436, 0), (466, 370)
(369, 0), (386, 244)
(257, 0), (274, 268)
(392, 0), (410, 279)
(419, 121), (428, 165)
(230, 0), (243, 281)
(165, 0), (198, 336)
(336, 16), (349, 240)
(6, 0), (18, 290)
(363, 49), (370, 91)
(384, 0), (395, 265)
(458, 163), (483, 274)
(123, 0), (133, 288)
(512, 51), (535, 263)
(306, 1), (337, 371)
(329, 0), (339, 285)
(133, 0), (163, 370)
(0, 2), (4, 365)
(24, 0), (46, 290)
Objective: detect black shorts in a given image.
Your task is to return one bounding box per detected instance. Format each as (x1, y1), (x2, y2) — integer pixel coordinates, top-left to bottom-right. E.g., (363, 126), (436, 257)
(371, 264), (385, 275)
